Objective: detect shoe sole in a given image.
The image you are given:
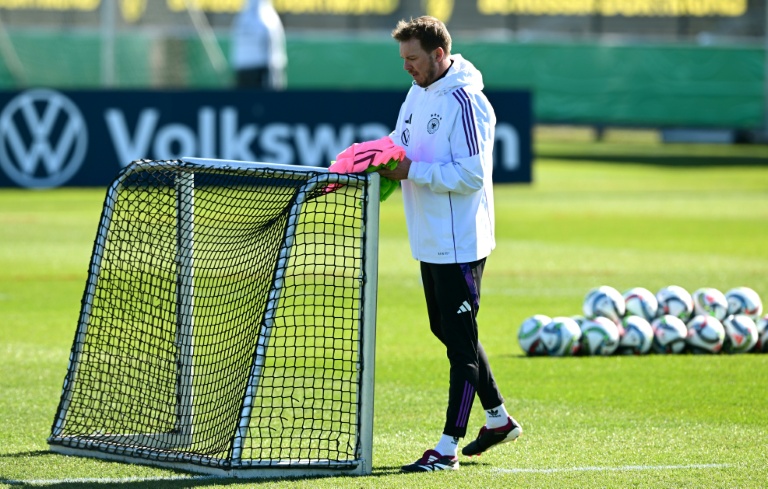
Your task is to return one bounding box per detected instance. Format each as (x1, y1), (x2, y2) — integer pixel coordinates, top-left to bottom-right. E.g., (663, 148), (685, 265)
(401, 465), (459, 472)
(401, 461), (460, 472)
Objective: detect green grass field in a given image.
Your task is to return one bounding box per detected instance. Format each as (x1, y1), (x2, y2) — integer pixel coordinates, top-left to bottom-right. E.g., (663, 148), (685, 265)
(1, 136), (767, 488)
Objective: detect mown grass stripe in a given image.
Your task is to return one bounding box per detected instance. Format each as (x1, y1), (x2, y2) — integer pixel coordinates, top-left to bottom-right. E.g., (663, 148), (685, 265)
(495, 463), (731, 474)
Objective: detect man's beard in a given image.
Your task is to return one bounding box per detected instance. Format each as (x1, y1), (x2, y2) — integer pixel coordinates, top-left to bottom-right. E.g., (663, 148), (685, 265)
(417, 62), (438, 88)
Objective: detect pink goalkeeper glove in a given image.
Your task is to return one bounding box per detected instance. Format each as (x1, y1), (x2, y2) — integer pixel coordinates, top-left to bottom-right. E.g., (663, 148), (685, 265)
(329, 136), (406, 173)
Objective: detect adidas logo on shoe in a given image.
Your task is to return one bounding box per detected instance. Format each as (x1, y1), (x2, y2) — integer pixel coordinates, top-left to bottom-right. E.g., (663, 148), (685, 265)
(456, 301), (471, 314)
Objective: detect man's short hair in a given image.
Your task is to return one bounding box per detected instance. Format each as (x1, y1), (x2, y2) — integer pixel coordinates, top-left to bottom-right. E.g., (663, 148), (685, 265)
(391, 16), (452, 55)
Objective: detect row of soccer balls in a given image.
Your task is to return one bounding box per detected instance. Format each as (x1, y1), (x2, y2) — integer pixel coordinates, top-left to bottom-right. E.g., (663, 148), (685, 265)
(518, 285), (767, 356)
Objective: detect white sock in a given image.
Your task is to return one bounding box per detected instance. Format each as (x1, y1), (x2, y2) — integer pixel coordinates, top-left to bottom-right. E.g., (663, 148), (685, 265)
(485, 404), (510, 429)
(434, 434), (459, 457)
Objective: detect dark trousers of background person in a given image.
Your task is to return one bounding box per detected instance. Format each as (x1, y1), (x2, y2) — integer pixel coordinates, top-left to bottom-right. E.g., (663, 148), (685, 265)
(420, 258), (505, 438)
(235, 66), (269, 89)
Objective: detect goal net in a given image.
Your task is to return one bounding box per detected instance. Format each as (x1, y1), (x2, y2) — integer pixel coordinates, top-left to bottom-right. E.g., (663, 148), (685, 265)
(47, 158), (380, 478)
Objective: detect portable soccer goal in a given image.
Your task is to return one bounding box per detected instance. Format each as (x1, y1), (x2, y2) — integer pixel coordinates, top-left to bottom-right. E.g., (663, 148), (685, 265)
(47, 158), (380, 478)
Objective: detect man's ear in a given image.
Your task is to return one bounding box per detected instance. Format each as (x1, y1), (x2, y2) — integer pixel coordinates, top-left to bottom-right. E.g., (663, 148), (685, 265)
(434, 47), (446, 63)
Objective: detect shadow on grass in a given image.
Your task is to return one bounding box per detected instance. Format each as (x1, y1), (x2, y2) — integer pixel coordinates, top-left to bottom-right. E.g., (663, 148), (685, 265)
(0, 450), (51, 458)
(2, 451), (476, 488)
(0, 450), (217, 488)
(539, 153), (768, 167)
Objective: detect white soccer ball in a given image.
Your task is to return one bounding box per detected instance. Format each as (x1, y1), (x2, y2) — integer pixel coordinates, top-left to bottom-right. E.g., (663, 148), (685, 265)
(656, 285), (694, 322)
(686, 315), (726, 354)
(724, 287), (763, 321)
(583, 286), (626, 324)
(539, 316), (582, 357)
(691, 287), (729, 322)
(650, 314), (688, 354)
(622, 287), (659, 322)
(754, 315), (768, 353)
(518, 314), (551, 356)
(579, 316), (621, 356)
(618, 315), (654, 355)
(722, 314), (759, 354)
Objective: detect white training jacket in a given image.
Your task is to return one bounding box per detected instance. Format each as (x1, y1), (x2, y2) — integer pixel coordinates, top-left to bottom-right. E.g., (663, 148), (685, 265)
(391, 54), (496, 264)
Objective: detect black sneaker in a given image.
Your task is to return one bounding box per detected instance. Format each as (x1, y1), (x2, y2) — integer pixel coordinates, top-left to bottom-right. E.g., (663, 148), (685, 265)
(461, 416), (522, 456)
(401, 449), (459, 472)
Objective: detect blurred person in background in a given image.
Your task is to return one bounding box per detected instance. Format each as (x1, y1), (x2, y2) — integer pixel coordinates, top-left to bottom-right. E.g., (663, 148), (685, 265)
(230, 0), (286, 90)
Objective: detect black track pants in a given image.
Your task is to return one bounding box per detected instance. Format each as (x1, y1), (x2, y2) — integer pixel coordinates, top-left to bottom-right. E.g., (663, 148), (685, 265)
(420, 259), (504, 438)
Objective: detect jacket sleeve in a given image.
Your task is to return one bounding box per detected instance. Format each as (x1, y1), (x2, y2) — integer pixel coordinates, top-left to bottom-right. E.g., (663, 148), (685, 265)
(408, 89), (492, 194)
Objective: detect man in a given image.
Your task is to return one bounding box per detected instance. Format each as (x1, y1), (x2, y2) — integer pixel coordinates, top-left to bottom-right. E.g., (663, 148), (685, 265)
(377, 16), (522, 473)
(230, 0), (287, 90)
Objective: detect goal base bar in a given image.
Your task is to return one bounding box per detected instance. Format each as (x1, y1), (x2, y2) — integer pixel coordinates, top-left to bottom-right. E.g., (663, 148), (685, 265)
(49, 442), (367, 479)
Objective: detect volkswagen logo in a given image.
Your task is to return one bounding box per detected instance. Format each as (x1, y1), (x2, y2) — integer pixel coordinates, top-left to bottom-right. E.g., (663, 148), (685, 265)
(0, 89), (88, 188)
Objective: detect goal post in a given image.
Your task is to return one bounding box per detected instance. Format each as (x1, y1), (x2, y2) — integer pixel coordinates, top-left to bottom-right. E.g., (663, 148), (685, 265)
(48, 158), (380, 478)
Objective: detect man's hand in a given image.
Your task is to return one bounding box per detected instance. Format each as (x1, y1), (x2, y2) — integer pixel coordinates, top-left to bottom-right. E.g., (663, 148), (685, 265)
(377, 156), (412, 181)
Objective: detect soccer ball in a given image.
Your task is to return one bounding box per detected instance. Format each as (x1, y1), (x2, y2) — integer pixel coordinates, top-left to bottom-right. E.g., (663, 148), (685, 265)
(722, 314), (758, 354)
(650, 315), (688, 354)
(656, 285), (694, 322)
(579, 316), (621, 356)
(623, 287), (658, 322)
(618, 315), (654, 355)
(571, 315), (587, 329)
(686, 315), (725, 354)
(691, 287), (729, 321)
(518, 314), (551, 356)
(754, 315), (768, 353)
(539, 316), (582, 357)
(583, 286), (626, 324)
(725, 287), (763, 321)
